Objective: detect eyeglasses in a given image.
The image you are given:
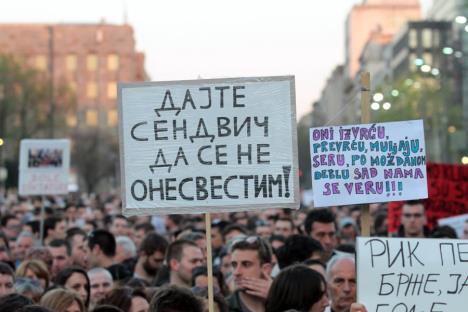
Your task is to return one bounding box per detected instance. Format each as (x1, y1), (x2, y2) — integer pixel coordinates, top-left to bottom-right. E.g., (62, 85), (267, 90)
(402, 213), (423, 218)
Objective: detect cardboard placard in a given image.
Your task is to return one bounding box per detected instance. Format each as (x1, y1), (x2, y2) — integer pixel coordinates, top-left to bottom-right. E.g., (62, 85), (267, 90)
(310, 120), (427, 207)
(18, 139), (70, 195)
(388, 162), (468, 233)
(119, 76), (299, 215)
(357, 237), (468, 312)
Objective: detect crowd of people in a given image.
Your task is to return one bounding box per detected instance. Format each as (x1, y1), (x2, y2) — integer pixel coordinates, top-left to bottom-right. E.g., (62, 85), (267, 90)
(0, 191), (465, 312)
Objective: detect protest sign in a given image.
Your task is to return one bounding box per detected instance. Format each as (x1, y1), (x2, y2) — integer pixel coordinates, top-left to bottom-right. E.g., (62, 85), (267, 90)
(357, 237), (468, 312)
(18, 139), (70, 195)
(388, 162), (468, 233)
(119, 76), (299, 215)
(309, 120), (427, 207)
(438, 214), (468, 238)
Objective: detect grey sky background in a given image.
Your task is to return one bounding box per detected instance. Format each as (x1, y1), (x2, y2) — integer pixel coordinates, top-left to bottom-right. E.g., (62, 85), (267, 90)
(1, 0), (432, 119)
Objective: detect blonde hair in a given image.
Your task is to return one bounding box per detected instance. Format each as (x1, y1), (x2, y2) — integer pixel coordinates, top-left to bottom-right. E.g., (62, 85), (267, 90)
(16, 259), (50, 288)
(40, 288), (85, 312)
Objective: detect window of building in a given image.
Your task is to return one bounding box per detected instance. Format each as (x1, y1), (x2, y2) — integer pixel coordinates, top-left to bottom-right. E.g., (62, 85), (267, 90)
(87, 82), (97, 99)
(409, 29), (417, 48)
(66, 114), (77, 127)
(66, 54), (77, 71)
(107, 109), (118, 127)
(422, 29), (432, 48)
(423, 52), (433, 66)
(35, 55), (47, 71)
(86, 109), (98, 127)
(107, 82), (117, 99)
(409, 53), (417, 72)
(108, 54), (119, 71)
(87, 54), (98, 71)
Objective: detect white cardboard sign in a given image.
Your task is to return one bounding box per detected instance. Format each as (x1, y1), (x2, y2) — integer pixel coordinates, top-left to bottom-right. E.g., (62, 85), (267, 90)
(119, 76), (299, 215)
(18, 139), (70, 195)
(438, 214), (468, 238)
(309, 120), (427, 207)
(357, 237), (468, 312)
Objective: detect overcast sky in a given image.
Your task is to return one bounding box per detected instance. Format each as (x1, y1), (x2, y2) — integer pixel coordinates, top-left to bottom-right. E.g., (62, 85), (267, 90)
(1, 0), (432, 119)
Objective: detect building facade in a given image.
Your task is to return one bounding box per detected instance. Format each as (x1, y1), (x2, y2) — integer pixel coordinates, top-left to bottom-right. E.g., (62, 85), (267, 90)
(0, 23), (146, 129)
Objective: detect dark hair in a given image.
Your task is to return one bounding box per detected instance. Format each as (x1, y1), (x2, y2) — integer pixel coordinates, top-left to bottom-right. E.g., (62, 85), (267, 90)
(335, 244), (356, 254)
(91, 305), (125, 312)
(48, 239), (72, 256)
(304, 209), (336, 235)
(222, 224), (248, 239)
(150, 285), (203, 312)
(98, 287), (147, 312)
(276, 235), (323, 269)
(0, 261), (15, 280)
(191, 266), (229, 297)
(431, 225), (458, 239)
(275, 218), (295, 230)
(265, 264), (326, 312)
(303, 258), (326, 269)
(88, 230), (116, 257)
(25, 221), (41, 235)
(0, 294), (34, 312)
(16, 305), (53, 312)
(54, 267), (91, 308)
(165, 239), (198, 264)
(66, 227), (87, 240)
(134, 223), (155, 233)
(139, 232), (168, 256)
(43, 217), (64, 239)
(0, 215), (17, 227)
(191, 287), (228, 312)
(230, 236), (272, 265)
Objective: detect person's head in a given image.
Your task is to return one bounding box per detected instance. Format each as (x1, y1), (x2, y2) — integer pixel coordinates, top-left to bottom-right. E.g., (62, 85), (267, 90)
(191, 286), (228, 312)
(166, 240), (204, 287)
(14, 277), (43, 302)
(229, 236), (272, 291)
(16, 304), (54, 312)
(54, 267), (91, 308)
(48, 239), (72, 278)
(91, 305), (124, 312)
(1, 215), (21, 238)
(303, 259), (326, 278)
(87, 268), (114, 304)
(274, 218), (295, 238)
(191, 266), (228, 296)
(0, 293), (34, 312)
(110, 216), (130, 237)
(326, 254), (356, 312)
(138, 233), (168, 276)
(222, 224), (248, 243)
(304, 209), (337, 260)
(44, 217), (67, 241)
(115, 236), (137, 264)
(276, 234), (323, 269)
(149, 285), (203, 312)
(88, 230), (116, 268)
(66, 228), (89, 269)
(431, 225), (458, 239)
(0, 232), (11, 262)
(15, 260), (49, 290)
(255, 219), (272, 238)
(0, 262), (15, 297)
(400, 200), (426, 237)
(15, 232), (36, 262)
(24, 247), (53, 272)
(132, 223), (154, 249)
(265, 264), (328, 312)
(211, 220), (228, 250)
(338, 217), (359, 244)
(98, 287), (149, 312)
(40, 288), (85, 312)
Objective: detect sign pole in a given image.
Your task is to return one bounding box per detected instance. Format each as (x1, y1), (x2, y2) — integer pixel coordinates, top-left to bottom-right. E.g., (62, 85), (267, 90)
(205, 213), (215, 312)
(360, 72), (371, 236)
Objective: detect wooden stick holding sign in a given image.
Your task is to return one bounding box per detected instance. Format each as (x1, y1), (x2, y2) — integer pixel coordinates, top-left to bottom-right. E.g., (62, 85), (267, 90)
(360, 72), (371, 237)
(205, 213), (215, 312)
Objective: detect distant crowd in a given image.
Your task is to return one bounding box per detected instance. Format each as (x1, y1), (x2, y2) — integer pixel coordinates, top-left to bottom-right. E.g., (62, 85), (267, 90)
(0, 191), (465, 312)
